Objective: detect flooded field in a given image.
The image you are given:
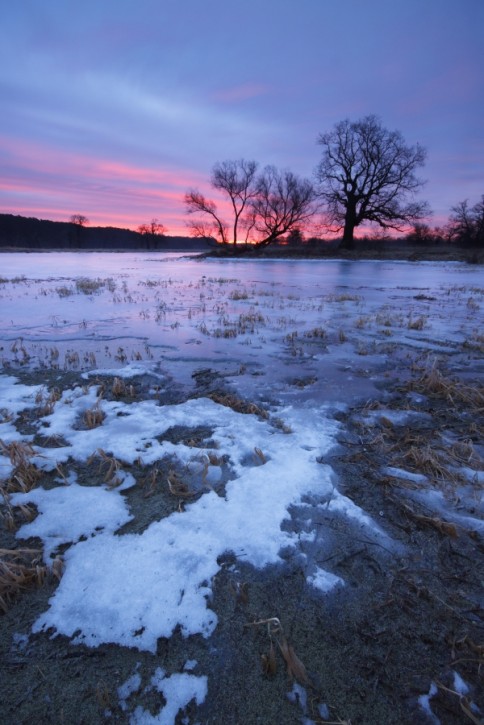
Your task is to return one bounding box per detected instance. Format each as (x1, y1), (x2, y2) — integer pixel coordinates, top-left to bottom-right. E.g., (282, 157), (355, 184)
(1, 252), (483, 724)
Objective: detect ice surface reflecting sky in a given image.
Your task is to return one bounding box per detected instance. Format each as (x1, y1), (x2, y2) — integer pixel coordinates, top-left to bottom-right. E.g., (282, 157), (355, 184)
(1, 253), (482, 404)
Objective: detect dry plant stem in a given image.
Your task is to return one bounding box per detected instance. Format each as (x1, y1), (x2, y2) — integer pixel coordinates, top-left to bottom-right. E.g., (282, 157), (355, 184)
(167, 470), (194, 498)
(88, 449), (123, 487)
(244, 617), (309, 685)
(207, 392), (269, 419)
(254, 447), (266, 464)
(435, 680), (482, 725)
(261, 639), (277, 676)
(393, 498), (460, 538)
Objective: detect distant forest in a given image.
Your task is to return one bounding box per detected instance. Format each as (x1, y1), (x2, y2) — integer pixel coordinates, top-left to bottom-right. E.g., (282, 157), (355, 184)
(0, 214), (214, 251)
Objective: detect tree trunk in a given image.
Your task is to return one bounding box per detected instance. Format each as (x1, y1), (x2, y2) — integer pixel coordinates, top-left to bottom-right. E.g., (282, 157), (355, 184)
(341, 213), (356, 250)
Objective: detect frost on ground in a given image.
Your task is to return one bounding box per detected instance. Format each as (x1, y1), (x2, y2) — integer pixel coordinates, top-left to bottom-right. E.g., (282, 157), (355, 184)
(0, 254), (483, 724)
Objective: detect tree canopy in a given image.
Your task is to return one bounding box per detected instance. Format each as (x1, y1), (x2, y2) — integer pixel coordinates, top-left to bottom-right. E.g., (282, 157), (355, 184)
(69, 214), (89, 227)
(315, 115), (429, 248)
(447, 195), (484, 247)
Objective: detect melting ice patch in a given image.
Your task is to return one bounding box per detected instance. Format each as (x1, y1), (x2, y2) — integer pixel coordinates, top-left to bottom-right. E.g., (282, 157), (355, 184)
(4, 377), (382, 653)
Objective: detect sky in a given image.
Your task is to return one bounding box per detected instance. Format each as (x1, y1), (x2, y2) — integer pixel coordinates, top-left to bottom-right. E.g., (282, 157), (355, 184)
(1, 0), (483, 235)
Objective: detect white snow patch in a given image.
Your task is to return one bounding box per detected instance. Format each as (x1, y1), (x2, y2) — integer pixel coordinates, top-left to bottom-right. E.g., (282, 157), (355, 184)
(118, 667), (142, 711)
(11, 484), (133, 561)
(362, 408), (431, 427)
(130, 667), (207, 725)
(286, 682), (308, 711)
(84, 363), (163, 380)
(29, 389), (374, 652)
(183, 659), (197, 672)
(418, 681), (440, 724)
(410, 488), (484, 533)
(307, 566), (344, 593)
(452, 670), (469, 695)
(383, 466), (428, 484)
(0, 375), (43, 416)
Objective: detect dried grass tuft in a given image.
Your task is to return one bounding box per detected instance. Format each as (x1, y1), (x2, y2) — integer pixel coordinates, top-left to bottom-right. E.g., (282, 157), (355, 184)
(88, 449), (124, 487)
(412, 360), (484, 410)
(141, 468), (160, 498)
(1, 440), (36, 468)
(167, 470), (194, 498)
(408, 316), (426, 330)
(111, 376), (135, 397)
(0, 548), (47, 613)
(0, 440), (41, 494)
(398, 444), (453, 482)
(208, 392), (269, 419)
(83, 402), (105, 429)
(35, 386), (61, 415)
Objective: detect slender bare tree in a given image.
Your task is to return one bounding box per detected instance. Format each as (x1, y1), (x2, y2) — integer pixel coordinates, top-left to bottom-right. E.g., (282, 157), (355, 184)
(185, 161), (316, 246)
(316, 115), (429, 248)
(185, 189), (229, 244)
(137, 219), (166, 236)
(251, 167), (316, 247)
(70, 214), (89, 227)
(212, 159), (258, 244)
(185, 159), (258, 245)
(448, 195), (484, 247)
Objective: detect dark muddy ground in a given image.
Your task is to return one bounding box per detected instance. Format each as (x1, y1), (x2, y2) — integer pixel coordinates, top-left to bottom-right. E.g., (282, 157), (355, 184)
(1, 354), (483, 725)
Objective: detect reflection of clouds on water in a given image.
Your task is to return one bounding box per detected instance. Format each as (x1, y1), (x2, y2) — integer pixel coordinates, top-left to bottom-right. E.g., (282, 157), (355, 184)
(0, 253), (482, 380)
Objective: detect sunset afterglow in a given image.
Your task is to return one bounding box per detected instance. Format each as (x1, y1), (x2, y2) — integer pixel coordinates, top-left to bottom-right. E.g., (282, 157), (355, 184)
(1, 1), (482, 235)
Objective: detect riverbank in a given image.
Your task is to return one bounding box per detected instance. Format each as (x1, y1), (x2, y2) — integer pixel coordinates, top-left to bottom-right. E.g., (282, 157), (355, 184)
(203, 243), (484, 264)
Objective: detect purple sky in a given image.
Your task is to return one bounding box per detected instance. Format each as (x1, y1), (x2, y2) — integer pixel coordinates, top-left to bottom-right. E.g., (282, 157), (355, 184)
(1, 0), (483, 235)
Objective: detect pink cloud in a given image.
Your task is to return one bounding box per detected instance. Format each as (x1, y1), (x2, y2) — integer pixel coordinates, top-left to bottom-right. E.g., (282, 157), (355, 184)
(213, 82), (269, 103)
(0, 135), (210, 235)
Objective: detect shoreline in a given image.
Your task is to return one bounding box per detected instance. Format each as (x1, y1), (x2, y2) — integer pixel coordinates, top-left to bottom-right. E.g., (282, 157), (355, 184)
(201, 244), (484, 264)
(1, 244), (481, 264)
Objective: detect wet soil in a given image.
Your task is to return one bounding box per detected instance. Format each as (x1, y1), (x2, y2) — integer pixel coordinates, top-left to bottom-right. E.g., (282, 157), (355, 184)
(1, 358), (483, 724)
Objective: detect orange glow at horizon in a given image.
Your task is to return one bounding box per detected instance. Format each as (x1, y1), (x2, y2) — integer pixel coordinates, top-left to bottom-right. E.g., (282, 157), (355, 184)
(0, 134), (443, 240)
(0, 134), (214, 236)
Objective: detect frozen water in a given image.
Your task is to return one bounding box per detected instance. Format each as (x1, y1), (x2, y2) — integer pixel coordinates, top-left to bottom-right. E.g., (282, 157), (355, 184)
(1, 252), (482, 722)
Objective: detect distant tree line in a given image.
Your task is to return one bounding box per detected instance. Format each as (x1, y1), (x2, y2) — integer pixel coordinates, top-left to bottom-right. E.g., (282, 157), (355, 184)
(0, 214), (211, 251)
(184, 115), (483, 250)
